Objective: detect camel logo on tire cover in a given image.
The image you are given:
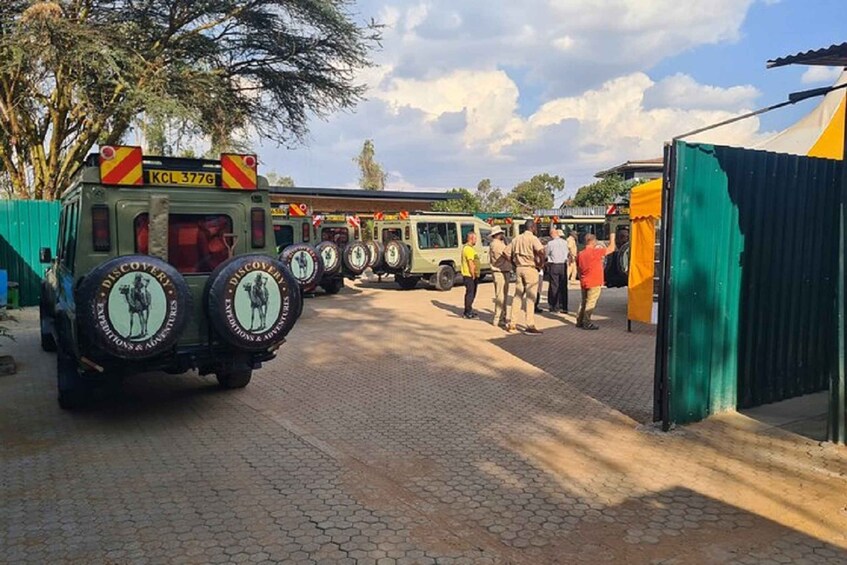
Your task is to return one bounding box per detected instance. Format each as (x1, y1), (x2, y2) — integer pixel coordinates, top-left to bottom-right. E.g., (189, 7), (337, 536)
(386, 244), (400, 267)
(97, 264), (178, 353)
(321, 246), (338, 270)
(224, 262), (290, 343)
(290, 249), (316, 282)
(350, 246), (368, 270)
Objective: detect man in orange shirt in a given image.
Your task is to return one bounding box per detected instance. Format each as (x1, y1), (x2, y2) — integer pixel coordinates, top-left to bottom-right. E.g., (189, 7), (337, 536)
(576, 232), (616, 330)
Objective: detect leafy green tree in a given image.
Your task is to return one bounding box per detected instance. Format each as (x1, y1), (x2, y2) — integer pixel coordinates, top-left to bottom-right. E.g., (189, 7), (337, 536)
(572, 175), (641, 207)
(476, 178), (506, 212)
(0, 1), (379, 199)
(265, 172), (295, 187)
(355, 139), (387, 190)
(505, 173), (564, 213)
(432, 188), (482, 213)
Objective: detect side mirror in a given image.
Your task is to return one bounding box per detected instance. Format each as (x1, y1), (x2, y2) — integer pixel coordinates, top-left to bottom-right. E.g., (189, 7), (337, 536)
(39, 247), (53, 264)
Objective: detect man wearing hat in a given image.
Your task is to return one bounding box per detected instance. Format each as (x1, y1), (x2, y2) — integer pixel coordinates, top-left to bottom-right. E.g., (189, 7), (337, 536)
(488, 225), (513, 329)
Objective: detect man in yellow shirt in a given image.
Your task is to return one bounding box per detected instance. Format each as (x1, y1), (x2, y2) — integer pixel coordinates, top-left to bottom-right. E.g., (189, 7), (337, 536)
(461, 231), (480, 319)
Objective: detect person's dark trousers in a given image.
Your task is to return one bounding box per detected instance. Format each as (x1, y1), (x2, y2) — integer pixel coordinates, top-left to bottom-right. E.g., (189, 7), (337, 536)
(547, 263), (568, 312)
(463, 276), (478, 315)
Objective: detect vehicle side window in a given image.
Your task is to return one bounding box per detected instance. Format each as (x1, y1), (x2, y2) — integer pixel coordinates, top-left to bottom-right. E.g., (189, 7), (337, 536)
(417, 222), (457, 250)
(460, 223), (474, 244)
(274, 225), (294, 251)
(61, 202), (79, 271)
(55, 208), (67, 261)
(480, 228), (491, 247)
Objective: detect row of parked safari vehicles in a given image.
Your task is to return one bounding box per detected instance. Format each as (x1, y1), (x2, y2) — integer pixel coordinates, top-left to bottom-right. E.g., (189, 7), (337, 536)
(38, 147), (628, 409)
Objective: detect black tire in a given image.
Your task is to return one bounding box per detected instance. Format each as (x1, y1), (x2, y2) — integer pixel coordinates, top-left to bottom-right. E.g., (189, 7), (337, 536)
(40, 292), (57, 353)
(279, 244), (324, 290)
(205, 255), (300, 351)
(434, 264), (455, 291)
(365, 241), (384, 270)
(342, 241), (369, 276)
(216, 369), (252, 389)
(618, 242), (631, 276)
(57, 346), (87, 410)
(315, 241), (342, 276)
(76, 255), (191, 360)
(384, 240), (410, 271)
(320, 278), (344, 295)
(396, 275), (420, 290)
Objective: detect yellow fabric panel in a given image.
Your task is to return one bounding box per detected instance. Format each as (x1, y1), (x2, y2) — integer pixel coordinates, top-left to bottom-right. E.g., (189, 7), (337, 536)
(808, 96), (845, 160)
(630, 178), (662, 220)
(627, 217), (656, 324)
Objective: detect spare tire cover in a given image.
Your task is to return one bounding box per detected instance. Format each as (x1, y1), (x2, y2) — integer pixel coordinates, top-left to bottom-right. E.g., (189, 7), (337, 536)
(618, 242), (631, 275)
(343, 241), (369, 275)
(279, 244), (324, 289)
(384, 239), (410, 270)
(206, 255), (300, 350)
(77, 255), (190, 360)
(315, 241), (342, 276)
(365, 240), (384, 270)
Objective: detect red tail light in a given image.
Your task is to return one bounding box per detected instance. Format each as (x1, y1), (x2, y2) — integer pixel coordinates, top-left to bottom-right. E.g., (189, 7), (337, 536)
(404, 226), (410, 240)
(92, 205), (110, 252)
(251, 208), (265, 248)
(354, 228), (360, 239)
(302, 222), (310, 242)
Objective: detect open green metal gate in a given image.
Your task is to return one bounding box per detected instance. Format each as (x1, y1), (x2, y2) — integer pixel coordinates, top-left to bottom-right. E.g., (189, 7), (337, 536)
(0, 200), (60, 307)
(655, 141), (847, 443)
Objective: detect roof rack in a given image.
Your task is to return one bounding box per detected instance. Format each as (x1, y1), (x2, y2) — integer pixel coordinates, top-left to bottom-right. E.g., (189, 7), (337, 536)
(82, 152), (222, 172)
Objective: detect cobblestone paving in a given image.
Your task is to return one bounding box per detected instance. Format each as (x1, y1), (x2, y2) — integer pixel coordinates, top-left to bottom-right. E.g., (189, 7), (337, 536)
(2, 279), (847, 564)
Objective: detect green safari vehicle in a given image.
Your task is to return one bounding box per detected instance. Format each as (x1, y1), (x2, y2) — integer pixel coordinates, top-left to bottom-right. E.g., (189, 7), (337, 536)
(372, 212), (493, 290)
(39, 147), (301, 409)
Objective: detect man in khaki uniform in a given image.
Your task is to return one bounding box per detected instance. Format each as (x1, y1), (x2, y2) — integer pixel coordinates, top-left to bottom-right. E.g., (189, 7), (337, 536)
(488, 226), (512, 328)
(507, 219), (545, 334)
(567, 231), (578, 281)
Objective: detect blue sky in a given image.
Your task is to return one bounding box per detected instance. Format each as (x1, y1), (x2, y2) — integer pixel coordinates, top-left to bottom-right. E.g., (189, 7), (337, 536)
(256, 0), (847, 197)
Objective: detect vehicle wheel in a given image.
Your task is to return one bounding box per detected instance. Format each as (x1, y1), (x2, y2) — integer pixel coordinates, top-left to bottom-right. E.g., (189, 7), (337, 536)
(205, 255), (301, 351)
(315, 241), (342, 276)
(39, 293), (56, 353)
(321, 278), (344, 295)
(342, 241), (369, 276)
(56, 347), (87, 410)
(76, 255), (191, 360)
(434, 264), (455, 291)
(384, 240), (410, 271)
(396, 275), (420, 290)
(216, 368), (252, 389)
(365, 241), (384, 270)
(279, 244), (324, 290)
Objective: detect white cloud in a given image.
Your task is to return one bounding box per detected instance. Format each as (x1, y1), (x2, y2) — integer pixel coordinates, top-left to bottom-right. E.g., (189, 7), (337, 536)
(258, 0), (771, 193)
(644, 73), (760, 111)
(801, 66), (844, 85)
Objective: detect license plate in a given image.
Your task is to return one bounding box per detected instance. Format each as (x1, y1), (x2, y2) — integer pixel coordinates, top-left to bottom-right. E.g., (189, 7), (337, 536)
(147, 169), (216, 187)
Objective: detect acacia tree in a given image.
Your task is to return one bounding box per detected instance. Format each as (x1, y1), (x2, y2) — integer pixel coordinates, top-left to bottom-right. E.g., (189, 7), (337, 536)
(505, 173), (564, 213)
(355, 139), (386, 190)
(0, 1), (380, 199)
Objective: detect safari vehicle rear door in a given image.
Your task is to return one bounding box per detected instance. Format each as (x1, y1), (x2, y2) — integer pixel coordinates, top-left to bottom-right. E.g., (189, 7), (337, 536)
(115, 193), (251, 345)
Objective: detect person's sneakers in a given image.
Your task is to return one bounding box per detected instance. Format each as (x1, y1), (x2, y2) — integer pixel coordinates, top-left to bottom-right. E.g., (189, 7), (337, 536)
(462, 312), (475, 319)
(505, 324), (517, 333)
(525, 326), (543, 335)
(582, 323), (599, 330)
(534, 307), (544, 314)
(549, 307), (560, 314)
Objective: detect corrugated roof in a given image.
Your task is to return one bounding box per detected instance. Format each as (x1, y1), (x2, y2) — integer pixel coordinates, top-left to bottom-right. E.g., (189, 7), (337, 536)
(595, 158), (664, 178)
(767, 42), (847, 68)
(270, 185), (460, 201)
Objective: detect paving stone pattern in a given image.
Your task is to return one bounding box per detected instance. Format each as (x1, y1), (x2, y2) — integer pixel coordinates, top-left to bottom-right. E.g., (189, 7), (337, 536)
(1, 279), (846, 564)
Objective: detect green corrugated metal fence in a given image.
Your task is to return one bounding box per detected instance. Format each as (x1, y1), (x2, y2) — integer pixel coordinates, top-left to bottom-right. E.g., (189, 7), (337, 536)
(658, 141), (843, 430)
(0, 200), (61, 307)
